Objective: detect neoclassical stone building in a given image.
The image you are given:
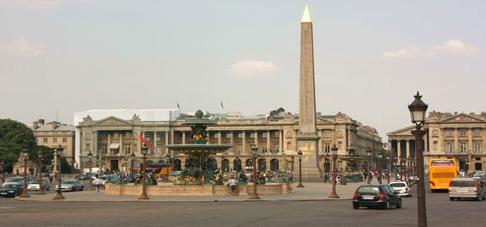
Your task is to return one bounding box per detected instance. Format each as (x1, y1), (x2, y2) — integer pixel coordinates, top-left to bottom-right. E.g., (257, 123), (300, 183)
(74, 108), (382, 176)
(31, 119), (76, 167)
(388, 112), (486, 172)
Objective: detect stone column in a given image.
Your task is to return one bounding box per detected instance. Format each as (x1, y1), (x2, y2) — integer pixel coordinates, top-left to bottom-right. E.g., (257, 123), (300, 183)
(165, 131), (169, 155)
(279, 130), (283, 152)
(229, 158), (234, 171)
(218, 132), (222, 144)
(406, 140), (411, 159)
(153, 131), (158, 154)
(182, 131), (186, 144)
(229, 132), (234, 153)
(170, 129), (174, 144)
(468, 129), (473, 153)
(242, 131), (246, 154)
(107, 134), (111, 155)
(397, 140), (402, 161)
(266, 131), (271, 150)
(254, 131), (258, 147)
(92, 130), (98, 154)
(120, 133), (123, 155)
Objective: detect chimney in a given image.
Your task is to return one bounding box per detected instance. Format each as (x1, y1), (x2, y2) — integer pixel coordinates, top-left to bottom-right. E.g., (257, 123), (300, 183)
(33, 121), (39, 129)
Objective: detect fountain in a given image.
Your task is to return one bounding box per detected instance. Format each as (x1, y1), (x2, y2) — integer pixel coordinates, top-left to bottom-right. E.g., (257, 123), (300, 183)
(167, 110), (231, 184)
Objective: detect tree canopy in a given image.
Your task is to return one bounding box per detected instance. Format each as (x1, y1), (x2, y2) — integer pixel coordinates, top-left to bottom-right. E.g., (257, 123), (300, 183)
(0, 119), (37, 173)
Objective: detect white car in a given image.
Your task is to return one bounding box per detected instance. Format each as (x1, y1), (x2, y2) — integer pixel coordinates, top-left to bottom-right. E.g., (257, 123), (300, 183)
(27, 180), (50, 191)
(389, 181), (412, 197)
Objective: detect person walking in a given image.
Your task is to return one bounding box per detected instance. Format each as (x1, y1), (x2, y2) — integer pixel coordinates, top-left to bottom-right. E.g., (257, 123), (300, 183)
(228, 177), (238, 196)
(367, 171), (373, 184)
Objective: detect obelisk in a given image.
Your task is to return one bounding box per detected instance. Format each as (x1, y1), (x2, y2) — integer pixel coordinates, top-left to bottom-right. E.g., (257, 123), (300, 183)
(296, 5), (321, 180)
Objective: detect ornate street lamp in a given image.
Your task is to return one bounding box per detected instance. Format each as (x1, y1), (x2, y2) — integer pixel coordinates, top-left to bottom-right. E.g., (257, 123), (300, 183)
(297, 150), (304, 188)
(366, 149), (372, 184)
(20, 152), (30, 198)
(37, 151), (45, 195)
(377, 152), (383, 184)
(138, 145), (149, 200)
(87, 151), (93, 191)
(130, 152), (136, 179)
(328, 144), (339, 198)
(53, 145), (65, 200)
(408, 91), (428, 227)
(249, 144), (260, 199)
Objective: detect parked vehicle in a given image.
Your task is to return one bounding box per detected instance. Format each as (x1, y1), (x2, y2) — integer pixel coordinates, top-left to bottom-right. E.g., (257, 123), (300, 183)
(1, 177), (25, 188)
(55, 179), (84, 192)
(449, 177), (486, 201)
(0, 184), (22, 197)
(27, 180), (50, 191)
(352, 185), (402, 209)
(389, 181), (412, 197)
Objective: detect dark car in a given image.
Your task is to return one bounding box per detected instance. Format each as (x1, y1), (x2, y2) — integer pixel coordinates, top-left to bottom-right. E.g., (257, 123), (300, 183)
(0, 184), (22, 197)
(352, 185), (402, 209)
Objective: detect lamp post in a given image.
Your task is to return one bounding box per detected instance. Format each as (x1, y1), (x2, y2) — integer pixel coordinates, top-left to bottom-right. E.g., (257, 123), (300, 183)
(250, 144), (260, 199)
(53, 145), (65, 200)
(386, 156), (391, 184)
(328, 144), (339, 198)
(366, 150), (372, 184)
(408, 91), (428, 227)
(87, 151), (93, 191)
(37, 151), (45, 195)
(297, 150), (304, 188)
(139, 145), (149, 200)
(377, 152), (383, 184)
(130, 152), (135, 179)
(20, 152), (30, 197)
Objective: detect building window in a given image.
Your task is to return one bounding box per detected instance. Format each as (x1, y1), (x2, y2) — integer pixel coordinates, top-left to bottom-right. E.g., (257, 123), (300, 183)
(226, 133), (232, 139)
(459, 129), (467, 137)
(474, 141), (481, 153)
(459, 141), (468, 153)
(62, 138), (67, 143)
(53, 138), (57, 143)
(445, 141), (454, 153)
(432, 141), (438, 151)
(124, 146), (131, 154)
(324, 143), (330, 154)
(473, 128), (481, 137)
(444, 129), (454, 137)
(43, 138), (48, 143)
(262, 132), (267, 139)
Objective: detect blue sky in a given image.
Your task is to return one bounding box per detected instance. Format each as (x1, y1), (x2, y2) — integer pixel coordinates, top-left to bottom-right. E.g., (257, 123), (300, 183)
(0, 0), (485, 139)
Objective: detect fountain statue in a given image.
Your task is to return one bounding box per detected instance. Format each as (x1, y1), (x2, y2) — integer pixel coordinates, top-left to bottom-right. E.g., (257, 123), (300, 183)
(167, 110), (231, 184)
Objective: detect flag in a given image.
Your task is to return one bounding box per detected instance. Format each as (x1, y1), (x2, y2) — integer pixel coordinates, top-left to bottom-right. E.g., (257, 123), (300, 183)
(177, 102), (180, 109)
(220, 101), (224, 109)
(139, 135), (154, 148)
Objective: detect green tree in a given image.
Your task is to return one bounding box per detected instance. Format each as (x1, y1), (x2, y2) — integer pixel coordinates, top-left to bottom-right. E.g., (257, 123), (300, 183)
(0, 119), (37, 173)
(35, 145), (54, 172)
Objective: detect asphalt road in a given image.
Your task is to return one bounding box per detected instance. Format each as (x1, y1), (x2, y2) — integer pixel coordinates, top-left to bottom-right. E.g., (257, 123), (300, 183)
(1, 189), (485, 227)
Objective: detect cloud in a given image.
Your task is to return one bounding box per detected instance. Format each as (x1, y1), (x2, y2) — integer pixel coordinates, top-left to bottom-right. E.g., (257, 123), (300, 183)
(229, 60), (277, 77)
(382, 40), (478, 59)
(432, 40), (478, 55)
(0, 38), (44, 57)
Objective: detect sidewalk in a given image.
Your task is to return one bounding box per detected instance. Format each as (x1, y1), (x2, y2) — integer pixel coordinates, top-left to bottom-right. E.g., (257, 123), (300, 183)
(16, 181), (369, 202)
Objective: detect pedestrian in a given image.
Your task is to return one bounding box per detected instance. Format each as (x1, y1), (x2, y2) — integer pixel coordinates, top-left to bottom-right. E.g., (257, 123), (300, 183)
(367, 171), (372, 184)
(228, 177), (238, 195)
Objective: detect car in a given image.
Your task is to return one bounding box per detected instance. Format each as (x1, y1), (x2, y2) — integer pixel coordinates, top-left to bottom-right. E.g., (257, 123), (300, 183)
(55, 179), (84, 192)
(0, 184), (23, 197)
(352, 185), (402, 209)
(389, 181), (412, 197)
(1, 176), (25, 188)
(27, 180), (50, 191)
(449, 177), (486, 201)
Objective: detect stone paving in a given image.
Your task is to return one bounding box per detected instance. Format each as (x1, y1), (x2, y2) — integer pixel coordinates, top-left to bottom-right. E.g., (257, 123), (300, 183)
(16, 181), (372, 202)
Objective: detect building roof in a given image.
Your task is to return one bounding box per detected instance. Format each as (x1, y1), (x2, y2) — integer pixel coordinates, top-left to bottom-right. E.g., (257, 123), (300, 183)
(73, 109), (181, 126)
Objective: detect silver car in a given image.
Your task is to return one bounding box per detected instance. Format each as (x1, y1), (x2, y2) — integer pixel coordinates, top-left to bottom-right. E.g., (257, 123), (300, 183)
(449, 177), (486, 201)
(55, 179), (84, 192)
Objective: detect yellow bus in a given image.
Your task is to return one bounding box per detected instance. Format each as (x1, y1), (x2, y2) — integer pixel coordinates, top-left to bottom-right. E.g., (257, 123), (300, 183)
(429, 158), (458, 192)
